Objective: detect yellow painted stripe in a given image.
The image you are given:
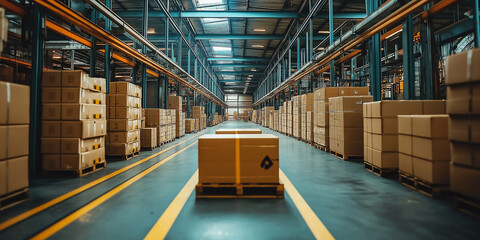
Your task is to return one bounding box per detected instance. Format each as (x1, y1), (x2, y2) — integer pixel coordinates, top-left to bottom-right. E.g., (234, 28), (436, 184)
(31, 141), (198, 240)
(0, 133), (202, 231)
(235, 136), (241, 184)
(280, 170), (335, 240)
(144, 170), (198, 240)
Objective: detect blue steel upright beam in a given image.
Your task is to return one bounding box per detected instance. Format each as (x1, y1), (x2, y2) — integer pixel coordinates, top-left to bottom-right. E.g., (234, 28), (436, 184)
(475, 0), (480, 47)
(368, 0), (381, 101)
(30, 4), (44, 175)
(89, 9), (97, 76)
(403, 15), (415, 100)
(104, 0), (112, 93)
(421, 5), (433, 100)
(329, 0), (335, 87)
(141, 0), (148, 108)
(297, 20), (301, 95)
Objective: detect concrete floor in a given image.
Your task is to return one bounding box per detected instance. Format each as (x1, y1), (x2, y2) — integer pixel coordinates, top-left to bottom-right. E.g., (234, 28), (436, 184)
(1, 120), (479, 239)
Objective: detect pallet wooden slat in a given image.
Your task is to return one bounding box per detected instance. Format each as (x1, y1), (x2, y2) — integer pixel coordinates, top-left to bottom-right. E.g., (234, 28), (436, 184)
(364, 162), (397, 177)
(330, 150), (363, 161)
(398, 172), (448, 198)
(196, 183), (284, 199)
(0, 188), (29, 210)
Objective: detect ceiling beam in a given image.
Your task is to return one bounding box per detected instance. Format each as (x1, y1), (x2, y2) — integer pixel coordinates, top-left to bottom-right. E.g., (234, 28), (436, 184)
(196, 34), (328, 40)
(116, 11), (366, 19)
(216, 71), (262, 75)
(207, 57), (269, 61)
(211, 64), (266, 68)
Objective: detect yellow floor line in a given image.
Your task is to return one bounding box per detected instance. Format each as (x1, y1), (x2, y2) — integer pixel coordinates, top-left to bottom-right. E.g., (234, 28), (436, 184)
(31, 141), (198, 240)
(0, 133), (202, 232)
(144, 170), (198, 240)
(280, 169), (335, 240)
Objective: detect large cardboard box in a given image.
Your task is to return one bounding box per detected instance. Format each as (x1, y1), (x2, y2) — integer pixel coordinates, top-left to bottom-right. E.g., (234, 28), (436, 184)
(0, 156), (29, 195)
(61, 137), (105, 154)
(372, 148), (398, 168)
(41, 121), (61, 138)
(411, 115), (448, 138)
(398, 135), (412, 155)
(42, 87), (62, 103)
(448, 116), (480, 144)
(450, 164), (480, 200)
(61, 119), (107, 138)
(106, 141), (139, 156)
(0, 82), (30, 124)
(371, 101), (423, 118)
(412, 137), (450, 161)
(108, 119), (138, 132)
(216, 129), (262, 134)
(61, 148), (105, 170)
(413, 157), (449, 184)
(61, 104), (106, 120)
(450, 142), (480, 168)
(372, 134), (398, 152)
(110, 82), (141, 97)
(41, 138), (61, 154)
(109, 94), (141, 108)
(141, 128), (157, 149)
(62, 88), (106, 104)
(371, 118), (398, 134)
(168, 96), (182, 110)
(399, 153), (413, 175)
(198, 134), (279, 184)
(0, 125), (29, 160)
(397, 115), (413, 135)
(445, 47), (480, 85)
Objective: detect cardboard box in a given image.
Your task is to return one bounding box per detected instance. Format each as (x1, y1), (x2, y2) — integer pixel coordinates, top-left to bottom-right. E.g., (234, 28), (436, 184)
(450, 142), (480, 168)
(42, 121), (61, 138)
(413, 157), (449, 184)
(110, 107), (140, 120)
(61, 119), (107, 138)
(0, 125), (29, 160)
(371, 118), (398, 134)
(445, 48), (480, 85)
(108, 119), (136, 132)
(412, 137), (450, 161)
(61, 148), (105, 170)
(107, 141), (140, 156)
(141, 128), (157, 149)
(422, 100), (446, 114)
(450, 164), (480, 200)
(42, 70), (62, 87)
(111, 82), (140, 97)
(42, 103), (61, 120)
(0, 156), (29, 195)
(61, 104), (106, 120)
(397, 115), (413, 135)
(399, 153), (413, 175)
(61, 136), (105, 154)
(215, 129), (262, 134)
(371, 100), (423, 118)
(0, 82), (30, 124)
(372, 148), (398, 168)
(412, 115), (448, 138)
(42, 155), (61, 171)
(168, 96), (182, 110)
(446, 84), (471, 114)
(0, 64), (13, 82)
(372, 134), (398, 152)
(107, 130), (140, 143)
(42, 87), (62, 103)
(198, 134), (279, 184)
(449, 116), (480, 144)
(62, 88), (106, 104)
(398, 134), (412, 155)
(41, 138), (61, 154)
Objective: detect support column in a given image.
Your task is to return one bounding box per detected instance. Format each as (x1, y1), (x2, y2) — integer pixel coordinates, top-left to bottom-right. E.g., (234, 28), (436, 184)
(105, 0), (112, 93)
(164, 0), (169, 57)
(421, 11), (433, 100)
(329, 0), (335, 87)
(475, 0), (480, 47)
(141, 0), (148, 108)
(367, 0), (381, 101)
(403, 15), (415, 100)
(30, 4), (44, 175)
(90, 9), (97, 77)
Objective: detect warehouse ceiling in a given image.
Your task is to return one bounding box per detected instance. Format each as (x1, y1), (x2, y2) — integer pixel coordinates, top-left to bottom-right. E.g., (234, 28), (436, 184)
(111, 0), (366, 94)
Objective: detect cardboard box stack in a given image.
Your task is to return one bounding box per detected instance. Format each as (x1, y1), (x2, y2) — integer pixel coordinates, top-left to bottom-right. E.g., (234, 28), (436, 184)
(140, 128), (157, 150)
(445, 48), (480, 202)
(301, 93), (313, 141)
(212, 113), (222, 126)
(168, 96), (185, 138)
(185, 118), (196, 133)
(198, 134), (279, 184)
(145, 109), (166, 145)
(329, 96), (373, 159)
(0, 81), (29, 198)
(272, 110), (279, 131)
(306, 111), (314, 143)
(106, 82), (141, 158)
(252, 110), (258, 123)
(166, 109), (176, 141)
(292, 96), (302, 138)
(41, 70), (107, 173)
(233, 111), (238, 120)
(363, 100), (445, 170)
(398, 115), (450, 185)
(263, 106), (274, 128)
(192, 106), (206, 130)
(286, 100), (293, 135)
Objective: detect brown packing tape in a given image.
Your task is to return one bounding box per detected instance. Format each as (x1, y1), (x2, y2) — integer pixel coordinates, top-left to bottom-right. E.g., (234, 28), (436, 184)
(235, 135), (240, 184)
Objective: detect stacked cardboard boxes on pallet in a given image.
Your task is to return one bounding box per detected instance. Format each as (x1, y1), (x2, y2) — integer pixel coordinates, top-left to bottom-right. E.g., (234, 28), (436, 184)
(398, 115), (450, 186)
(263, 106), (274, 128)
(166, 109), (176, 141)
(144, 109), (167, 145)
(292, 96), (302, 138)
(363, 100), (445, 172)
(279, 106), (285, 134)
(192, 106), (206, 130)
(41, 70), (107, 174)
(252, 110), (258, 123)
(0, 81), (29, 206)
(168, 96), (185, 138)
(212, 113), (222, 126)
(329, 96), (373, 160)
(301, 93), (313, 141)
(306, 111), (314, 143)
(445, 48), (480, 204)
(185, 118), (196, 133)
(272, 110), (279, 131)
(140, 128), (157, 150)
(286, 101), (293, 135)
(106, 82), (142, 159)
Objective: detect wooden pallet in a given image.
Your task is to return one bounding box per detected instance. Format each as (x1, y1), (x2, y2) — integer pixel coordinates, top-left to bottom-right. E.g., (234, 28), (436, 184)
(454, 195), (480, 218)
(330, 150), (363, 161)
(0, 188), (29, 210)
(314, 143), (330, 152)
(364, 162), (397, 177)
(196, 183), (284, 199)
(45, 161), (107, 177)
(398, 172), (448, 197)
(142, 145), (157, 151)
(108, 151), (139, 161)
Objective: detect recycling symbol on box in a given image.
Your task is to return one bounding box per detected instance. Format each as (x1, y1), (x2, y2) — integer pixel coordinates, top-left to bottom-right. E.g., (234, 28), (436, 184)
(260, 155), (273, 170)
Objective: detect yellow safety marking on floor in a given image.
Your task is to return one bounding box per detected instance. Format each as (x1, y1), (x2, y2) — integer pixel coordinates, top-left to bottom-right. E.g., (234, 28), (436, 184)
(280, 169), (335, 240)
(31, 141), (198, 240)
(0, 133), (202, 232)
(144, 170), (198, 240)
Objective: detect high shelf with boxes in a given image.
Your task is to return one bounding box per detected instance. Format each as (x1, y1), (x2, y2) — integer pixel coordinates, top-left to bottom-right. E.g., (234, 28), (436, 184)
(41, 70), (107, 176)
(279, 105), (285, 134)
(363, 100), (446, 177)
(397, 115), (450, 196)
(0, 81), (30, 208)
(168, 96), (185, 139)
(106, 82), (142, 160)
(445, 48), (480, 212)
(329, 96), (373, 160)
(166, 109), (177, 142)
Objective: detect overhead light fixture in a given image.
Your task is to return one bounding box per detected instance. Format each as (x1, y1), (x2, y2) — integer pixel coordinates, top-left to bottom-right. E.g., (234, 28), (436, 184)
(147, 28), (155, 34)
(316, 47), (325, 51)
(318, 30), (330, 34)
(254, 28), (265, 32)
(252, 44), (264, 48)
(212, 46), (232, 52)
(248, 75), (253, 77)
(251, 69), (257, 72)
(53, 55), (61, 59)
(385, 29), (403, 40)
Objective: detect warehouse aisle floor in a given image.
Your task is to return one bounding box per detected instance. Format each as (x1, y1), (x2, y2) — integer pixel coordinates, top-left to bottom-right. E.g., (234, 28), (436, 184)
(1, 120), (480, 240)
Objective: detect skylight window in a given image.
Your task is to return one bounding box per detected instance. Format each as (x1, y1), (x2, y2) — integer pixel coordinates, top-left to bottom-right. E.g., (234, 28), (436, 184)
(197, 0), (223, 7)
